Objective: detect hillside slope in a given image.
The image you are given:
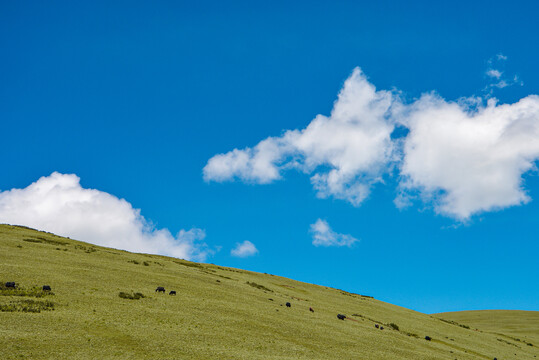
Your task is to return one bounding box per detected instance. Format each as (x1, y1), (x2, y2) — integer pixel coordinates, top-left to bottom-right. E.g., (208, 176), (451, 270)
(437, 310), (539, 347)
(0, 224), (537, 359)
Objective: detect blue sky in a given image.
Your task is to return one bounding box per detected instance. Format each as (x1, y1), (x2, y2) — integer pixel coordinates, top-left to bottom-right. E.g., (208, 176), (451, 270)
(1, 1), (538, 313)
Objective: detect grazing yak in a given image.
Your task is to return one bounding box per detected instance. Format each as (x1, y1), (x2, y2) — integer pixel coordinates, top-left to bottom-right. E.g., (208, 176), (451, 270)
(42, 285), (51, 291)
(286, 302), (291, 308)
(5, 282), (16, 288)
(169, 291), (176, 295)
(155, 286), (166, 293)
(309, 307), (314, 313)
(375, 324), (379, 329)
(337, 314), (346, 320)
(425, 336), (432, 341)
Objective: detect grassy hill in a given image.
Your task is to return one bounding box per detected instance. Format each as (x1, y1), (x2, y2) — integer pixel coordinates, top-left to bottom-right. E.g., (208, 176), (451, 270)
(436, 310), (539, 348)
(0, 224), (537, 359)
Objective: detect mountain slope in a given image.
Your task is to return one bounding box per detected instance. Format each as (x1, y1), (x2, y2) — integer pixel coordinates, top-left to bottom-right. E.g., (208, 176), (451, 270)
(0, 224), (537, 359)
(437, 310), (539, 347)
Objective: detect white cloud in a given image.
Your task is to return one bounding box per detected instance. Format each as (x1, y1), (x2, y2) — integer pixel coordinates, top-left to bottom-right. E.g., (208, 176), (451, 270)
(230, 240), (258, 257)
(488, 76), (522, 90)
(203, 136), (294, 184)
(486, 69), (502, 79)
(485, 54), (522, 91)
(204, 65), (539, 221)
(400, 95), (539, 219)
(204, 68), (396, 206)
(310, 219), (358, 247)
(0, 172), (214, 261)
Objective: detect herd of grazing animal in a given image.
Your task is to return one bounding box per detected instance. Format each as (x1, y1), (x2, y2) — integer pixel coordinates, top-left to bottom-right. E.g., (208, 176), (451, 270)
(4, 282), (51, 291)
(6, 280), (436, 357)
(5, 282), (175, 297)
(5, 281), (178, 298)
(5, 279), (448, 350)
(283, 301), (399, 335)
(3, 277), (502, 359)
(4, 281), (367, 328)
(155, 287), (177, 295)
(4, 280), (364, 328)
(4, 281), (177, 298)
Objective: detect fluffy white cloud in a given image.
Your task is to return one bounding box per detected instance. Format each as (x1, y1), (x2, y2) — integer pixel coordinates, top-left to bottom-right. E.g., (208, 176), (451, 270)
(204, 68), (396, 206)
(203, 136), (294, 184)
(310, 219), (358, 247)
(0, 172), (214, 261)
(230, 240), (258, 257)
(400, 95), (539, 219)
(204, 66), (539, 220)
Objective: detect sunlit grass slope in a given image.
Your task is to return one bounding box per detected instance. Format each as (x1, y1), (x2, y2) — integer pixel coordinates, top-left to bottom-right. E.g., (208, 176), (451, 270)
(1, 224), (537, 359)
(436, 310), (539, 347)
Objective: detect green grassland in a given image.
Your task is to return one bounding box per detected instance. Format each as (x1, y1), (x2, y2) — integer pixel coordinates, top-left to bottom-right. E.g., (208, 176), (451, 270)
(0, 224), (537, 359)
(437, 310), (539, 348)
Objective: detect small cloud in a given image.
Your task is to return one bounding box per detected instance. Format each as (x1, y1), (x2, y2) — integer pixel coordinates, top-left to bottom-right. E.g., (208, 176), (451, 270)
(492, 79), (509, 88)
(394, 190), (414, 210)
(486, 69), (502, 79)
(230, 240), (258, 257)
(486, 77), (522, 91)
(484, 54), (521, 93)
(310, 219), (358, 247)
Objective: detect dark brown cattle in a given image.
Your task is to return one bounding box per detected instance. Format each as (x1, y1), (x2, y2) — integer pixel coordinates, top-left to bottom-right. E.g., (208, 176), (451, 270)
(309, 307), (314, 313)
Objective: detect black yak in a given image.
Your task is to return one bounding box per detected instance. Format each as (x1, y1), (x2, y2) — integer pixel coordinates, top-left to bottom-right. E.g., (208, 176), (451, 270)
(155, 287), (165, 293)
(337, 314), (346, 320)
